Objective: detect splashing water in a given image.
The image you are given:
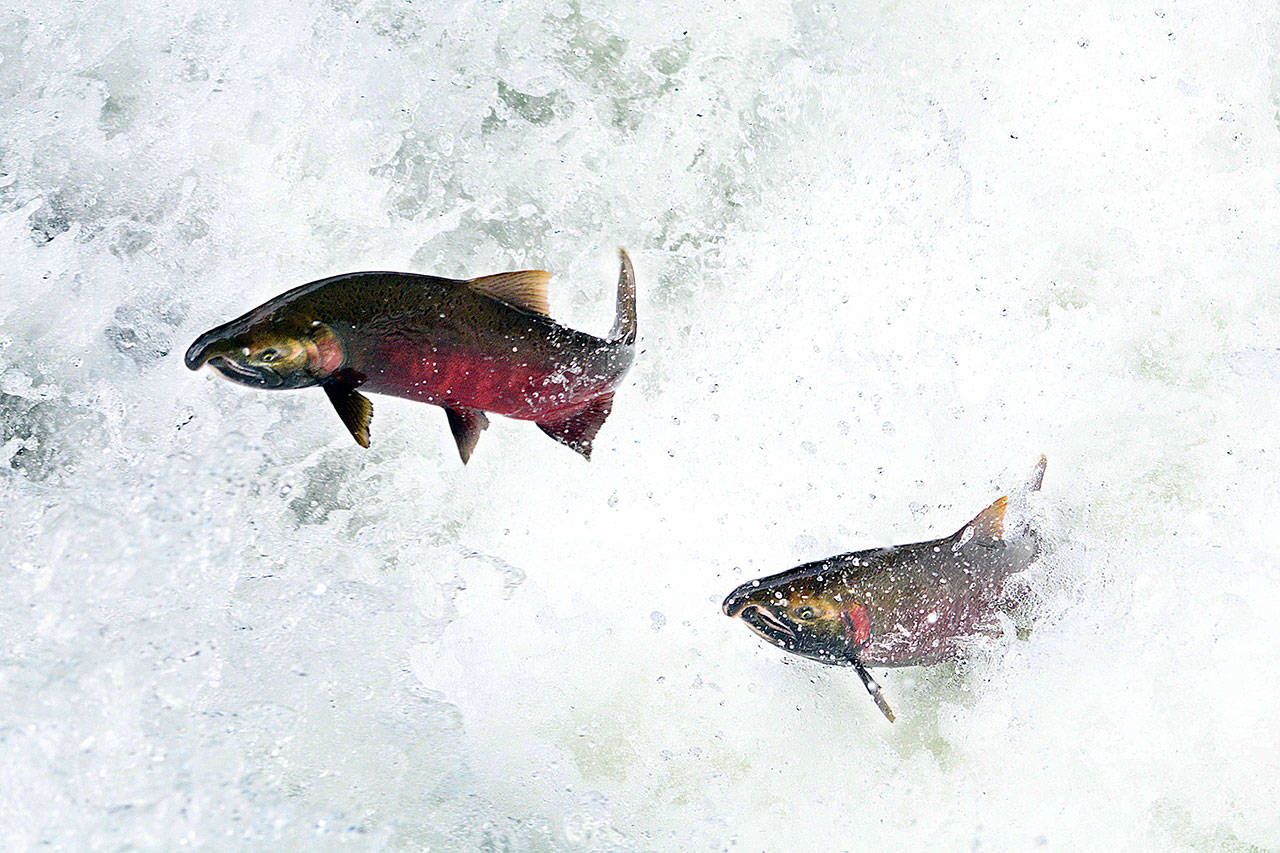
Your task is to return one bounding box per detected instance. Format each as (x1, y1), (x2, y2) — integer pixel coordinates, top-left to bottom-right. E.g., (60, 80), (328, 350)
(2, 0), (1279, 848)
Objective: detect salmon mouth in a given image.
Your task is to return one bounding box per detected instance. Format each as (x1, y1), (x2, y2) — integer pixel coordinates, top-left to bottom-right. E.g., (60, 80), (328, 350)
(723, 583), (798, 645)
(209, 356), (282, 389)
(738, 604), (797, 645)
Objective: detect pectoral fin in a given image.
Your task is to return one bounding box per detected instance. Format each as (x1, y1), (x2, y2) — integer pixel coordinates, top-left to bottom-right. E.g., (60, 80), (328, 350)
(535, 392), (615, 460)
(851, 657), (896, 723)
(324, 382), (373, 448)
(445, 406), (489, 464)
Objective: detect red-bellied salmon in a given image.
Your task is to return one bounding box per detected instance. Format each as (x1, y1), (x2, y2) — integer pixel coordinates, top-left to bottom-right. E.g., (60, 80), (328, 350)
(185, 250), (638, 462)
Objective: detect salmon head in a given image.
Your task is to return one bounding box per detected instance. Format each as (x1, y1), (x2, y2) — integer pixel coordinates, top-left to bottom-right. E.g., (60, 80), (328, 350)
(185, 312), (344, 390)
(722, 570), (872, 666)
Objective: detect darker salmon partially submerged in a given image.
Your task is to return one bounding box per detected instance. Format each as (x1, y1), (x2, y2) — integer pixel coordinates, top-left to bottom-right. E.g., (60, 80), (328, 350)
(723, 457), (1048, 722)
(185, 250), (638, 462)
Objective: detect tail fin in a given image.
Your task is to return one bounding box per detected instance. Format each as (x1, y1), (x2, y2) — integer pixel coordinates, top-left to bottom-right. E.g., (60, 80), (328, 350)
(609, 248), (637, 346)
(1026, 454), (1047, 492)
(1010, 454), (1047, 556)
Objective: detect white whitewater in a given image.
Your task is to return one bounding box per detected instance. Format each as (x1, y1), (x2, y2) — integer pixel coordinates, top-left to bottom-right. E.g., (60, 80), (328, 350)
(1, 0), (1278, 848)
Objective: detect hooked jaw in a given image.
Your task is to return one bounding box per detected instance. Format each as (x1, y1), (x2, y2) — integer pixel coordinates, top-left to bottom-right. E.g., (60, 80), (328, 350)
(738, 604), (797, 645)
(184, 330), (224, 371)
(184, 331), (285, 389)
(723, 583), (798, 645)
(722, 581), (771, 621)
(210, 355), (284, 388)
(722, 583), (752, 619)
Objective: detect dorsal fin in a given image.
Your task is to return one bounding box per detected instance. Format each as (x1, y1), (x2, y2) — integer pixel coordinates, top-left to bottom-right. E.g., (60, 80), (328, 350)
(466, 270), (551, 316)
(960, 495), (1008, 543)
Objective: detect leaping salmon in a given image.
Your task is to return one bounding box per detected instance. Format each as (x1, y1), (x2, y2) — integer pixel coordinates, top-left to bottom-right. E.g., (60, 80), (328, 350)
(185, 250), (638, 462)
(723, 457), (1048, 722)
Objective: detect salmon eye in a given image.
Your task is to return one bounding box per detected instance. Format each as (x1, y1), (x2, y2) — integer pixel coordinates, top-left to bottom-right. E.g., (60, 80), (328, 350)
(795, 606), (816, 621)
(260, 348), (280, 363)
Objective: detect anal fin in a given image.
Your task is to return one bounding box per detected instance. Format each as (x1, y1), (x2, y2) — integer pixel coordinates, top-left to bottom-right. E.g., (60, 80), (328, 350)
(324, 381), (373, 448)
(445, 406), (489, 464)
(535, 392), (616, 460)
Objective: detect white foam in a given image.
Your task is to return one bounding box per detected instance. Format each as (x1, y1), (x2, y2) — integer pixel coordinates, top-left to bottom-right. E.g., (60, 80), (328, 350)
(1, 0), (1278, 847)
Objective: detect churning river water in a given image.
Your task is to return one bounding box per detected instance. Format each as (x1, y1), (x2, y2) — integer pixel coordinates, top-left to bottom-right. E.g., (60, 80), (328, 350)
(1, 0), (1278, 848)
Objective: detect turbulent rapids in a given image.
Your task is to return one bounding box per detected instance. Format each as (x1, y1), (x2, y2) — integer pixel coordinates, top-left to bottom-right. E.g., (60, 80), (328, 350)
(1, 0), (1278, 849)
